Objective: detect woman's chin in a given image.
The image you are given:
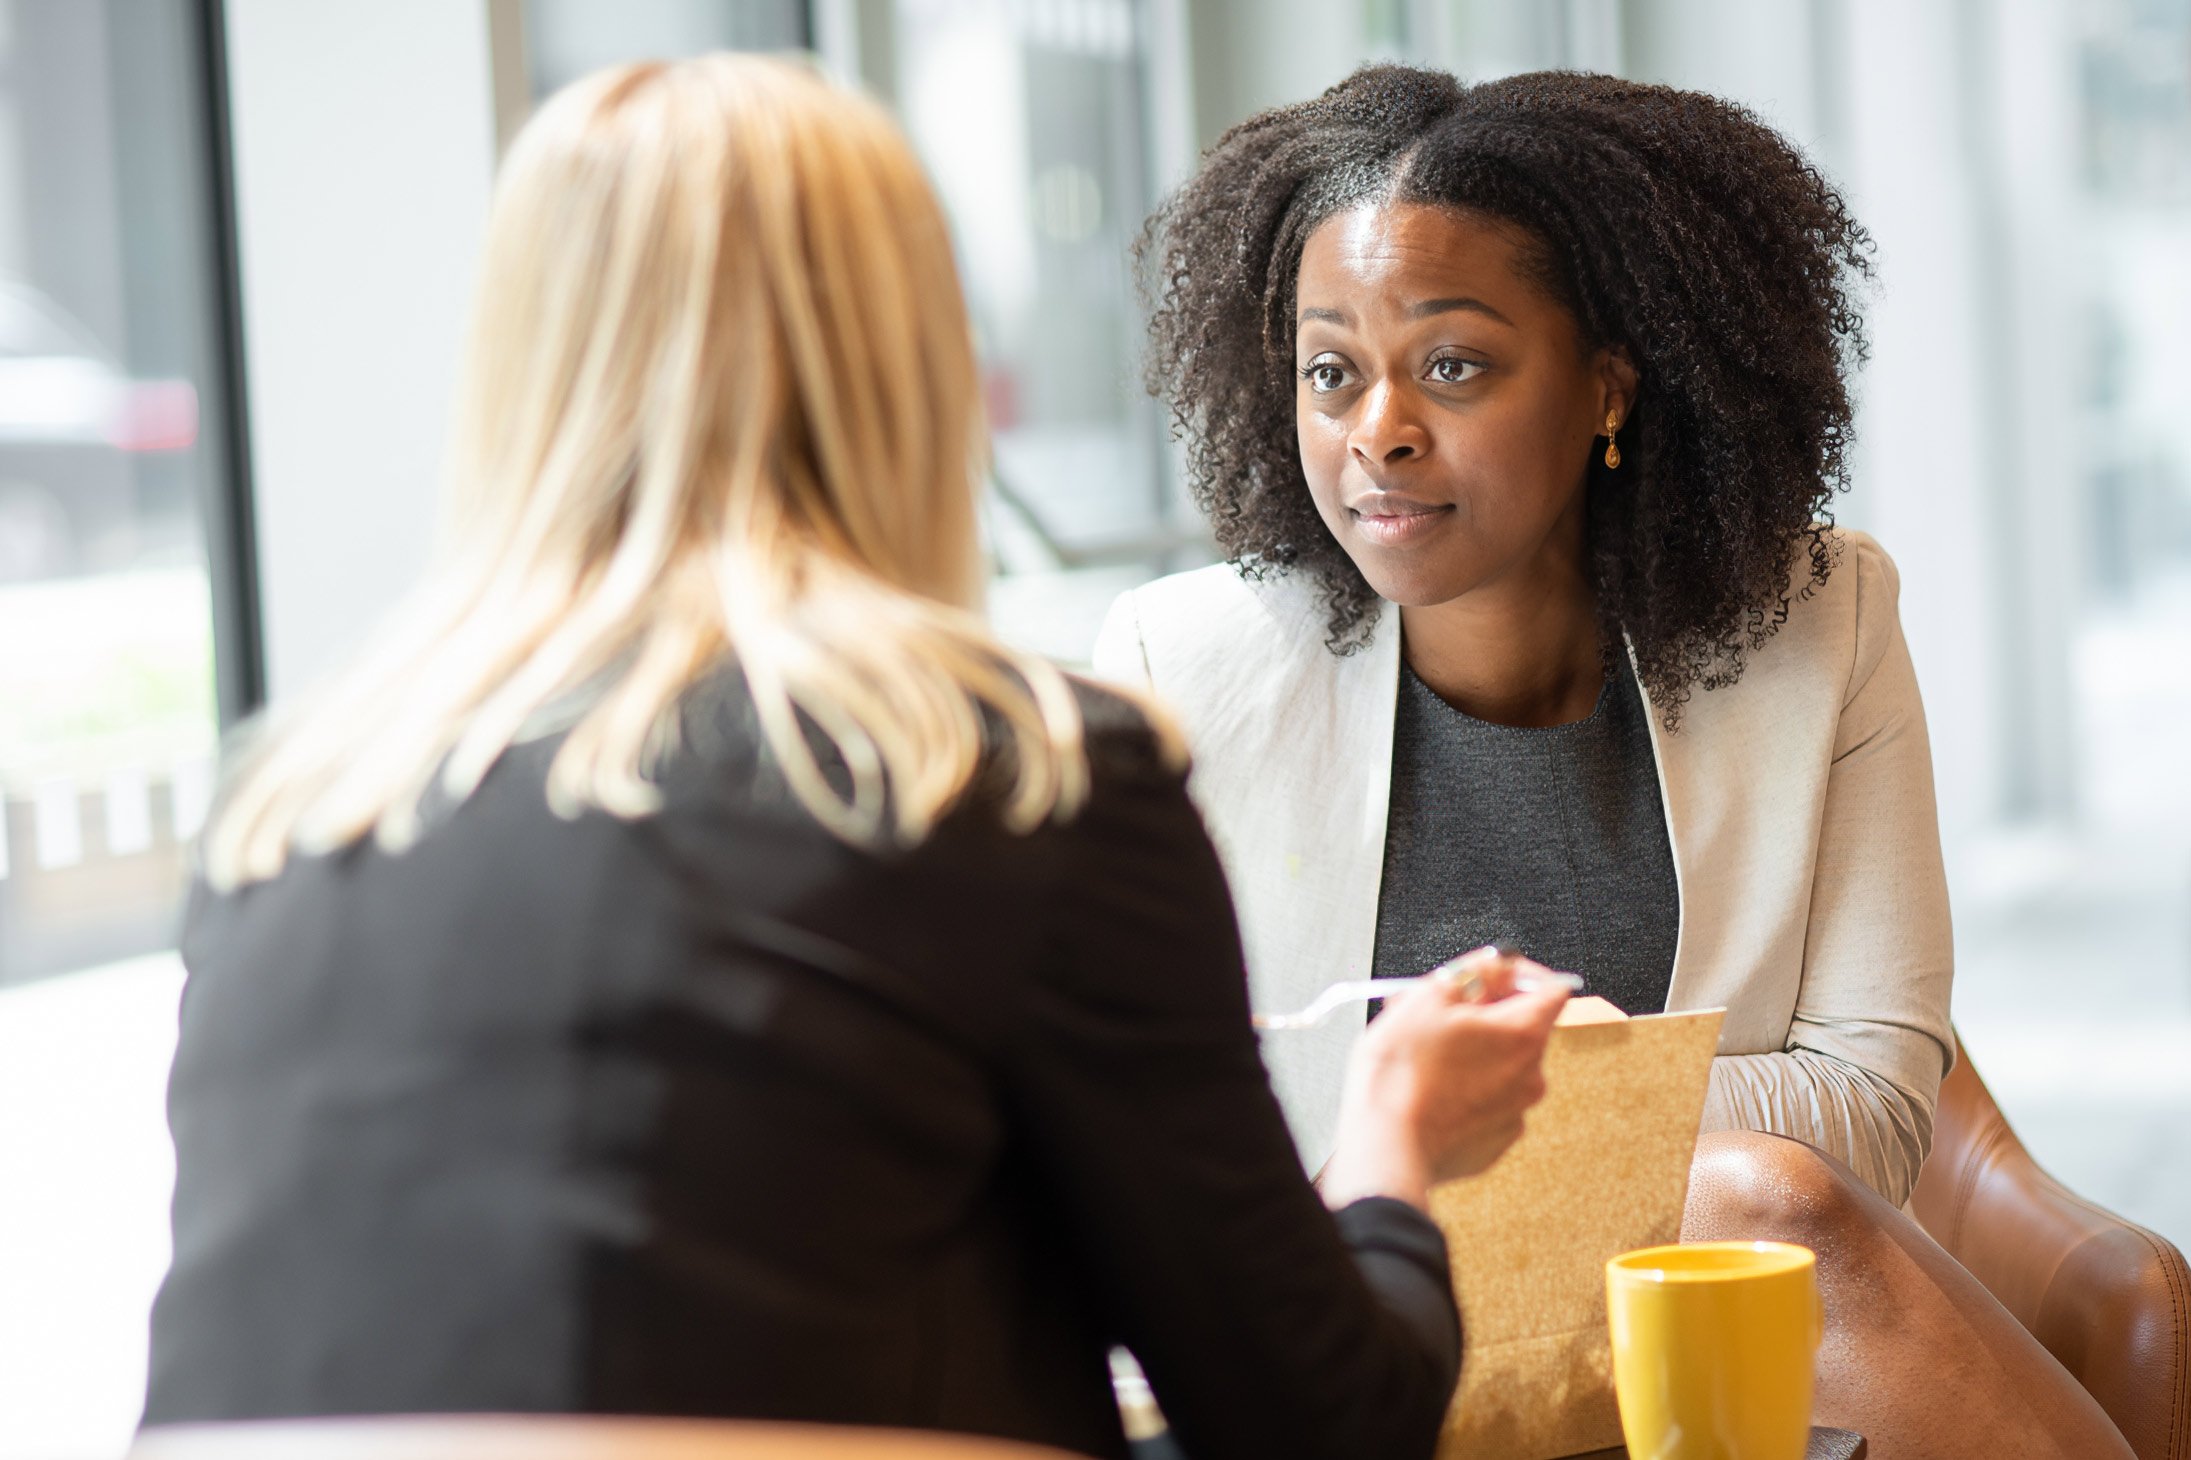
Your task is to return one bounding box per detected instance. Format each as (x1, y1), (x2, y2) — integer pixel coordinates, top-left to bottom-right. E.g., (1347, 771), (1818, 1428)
(1343, 552), (1482, 611)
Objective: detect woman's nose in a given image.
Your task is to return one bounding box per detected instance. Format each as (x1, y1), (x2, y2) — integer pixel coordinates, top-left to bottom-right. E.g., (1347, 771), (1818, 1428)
(1350, 381), (1430, 466)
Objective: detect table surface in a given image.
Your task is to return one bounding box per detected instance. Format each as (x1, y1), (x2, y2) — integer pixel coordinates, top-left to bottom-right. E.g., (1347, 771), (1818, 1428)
(131, 1418), (1083, 1460)
(1564, 1428), (1866, 1459)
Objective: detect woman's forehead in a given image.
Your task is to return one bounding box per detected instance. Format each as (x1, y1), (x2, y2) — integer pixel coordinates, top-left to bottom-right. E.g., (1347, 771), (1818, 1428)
(1296, 202), (1545, 320)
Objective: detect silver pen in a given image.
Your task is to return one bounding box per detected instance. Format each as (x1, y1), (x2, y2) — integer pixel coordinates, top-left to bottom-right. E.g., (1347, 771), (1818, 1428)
(1252, 944), (1583, 1031)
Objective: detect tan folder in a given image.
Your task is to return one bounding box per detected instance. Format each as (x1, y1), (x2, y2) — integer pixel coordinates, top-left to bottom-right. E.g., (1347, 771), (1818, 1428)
(1431, 1006), (1725, 1460)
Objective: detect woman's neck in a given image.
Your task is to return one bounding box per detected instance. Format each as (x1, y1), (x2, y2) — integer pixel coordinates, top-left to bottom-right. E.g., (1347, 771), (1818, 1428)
(1398, 539), (1602, 729)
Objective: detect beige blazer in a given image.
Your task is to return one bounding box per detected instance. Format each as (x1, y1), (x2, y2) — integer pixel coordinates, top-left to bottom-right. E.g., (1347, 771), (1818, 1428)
(1092, 530), (1954, 1205)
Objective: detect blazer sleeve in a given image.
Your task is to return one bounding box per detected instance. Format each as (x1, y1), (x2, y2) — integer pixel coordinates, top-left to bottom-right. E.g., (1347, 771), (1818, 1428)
(996, 702), (1460, 1460)
(1699, 536), (1956, 1205)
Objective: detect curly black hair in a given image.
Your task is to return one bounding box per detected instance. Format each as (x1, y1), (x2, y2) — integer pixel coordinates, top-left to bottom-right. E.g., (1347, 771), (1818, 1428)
(1139, 65), (1873, 715)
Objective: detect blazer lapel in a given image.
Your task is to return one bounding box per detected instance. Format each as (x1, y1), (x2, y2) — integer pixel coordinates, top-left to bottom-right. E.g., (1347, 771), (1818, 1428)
(1635, 664), (1704, 1022)
(1184, 595), (1400, 1171)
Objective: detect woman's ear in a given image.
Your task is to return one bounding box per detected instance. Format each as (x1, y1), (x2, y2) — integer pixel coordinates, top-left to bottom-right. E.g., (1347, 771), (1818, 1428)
(1596, 346), (1640, 426)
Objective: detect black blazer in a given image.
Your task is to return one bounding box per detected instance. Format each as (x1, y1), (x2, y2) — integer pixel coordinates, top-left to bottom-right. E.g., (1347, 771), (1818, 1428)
(144, 676), (1460, 1459)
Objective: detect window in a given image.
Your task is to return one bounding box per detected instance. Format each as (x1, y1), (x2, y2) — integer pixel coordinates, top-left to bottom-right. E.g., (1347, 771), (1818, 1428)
(0, 0), (248, 992)
(879, 0), (1209, 663)
(0, 3), (247, 1453)
(518, 0), (1212, 666)
(523, 0), (811, 95)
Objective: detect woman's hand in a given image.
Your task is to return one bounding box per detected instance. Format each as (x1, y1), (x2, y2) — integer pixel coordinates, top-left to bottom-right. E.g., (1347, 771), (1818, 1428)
(1318, 954), (1570, 1212)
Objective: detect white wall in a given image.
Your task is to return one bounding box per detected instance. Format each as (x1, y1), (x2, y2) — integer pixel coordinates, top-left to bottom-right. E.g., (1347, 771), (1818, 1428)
(223, 1), (502, 700)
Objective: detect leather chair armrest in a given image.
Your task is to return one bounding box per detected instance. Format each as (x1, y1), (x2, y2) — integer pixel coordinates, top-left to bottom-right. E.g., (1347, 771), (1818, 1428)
(1913, 1037), (2191, 1460)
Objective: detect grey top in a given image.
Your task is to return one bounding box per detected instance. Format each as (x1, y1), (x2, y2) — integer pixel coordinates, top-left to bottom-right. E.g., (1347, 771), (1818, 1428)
(1370, 660), (1681, 1015)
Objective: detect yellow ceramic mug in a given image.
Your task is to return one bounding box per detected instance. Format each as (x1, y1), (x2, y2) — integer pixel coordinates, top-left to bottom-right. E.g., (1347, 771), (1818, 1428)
(1605, 1241), (1823, 1460)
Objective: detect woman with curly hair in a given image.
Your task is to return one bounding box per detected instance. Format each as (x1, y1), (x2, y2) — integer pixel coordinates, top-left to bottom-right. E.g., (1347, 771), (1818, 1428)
(1100, 65), (2131, 1455)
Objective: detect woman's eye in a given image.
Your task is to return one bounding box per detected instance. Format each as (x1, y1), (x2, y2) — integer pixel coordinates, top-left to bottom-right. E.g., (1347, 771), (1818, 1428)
(1428, 357), (1487, 385)
(1300, 361), (1351, 393)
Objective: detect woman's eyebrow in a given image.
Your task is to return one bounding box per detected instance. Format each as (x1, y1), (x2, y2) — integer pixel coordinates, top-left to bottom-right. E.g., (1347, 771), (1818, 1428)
(1294, 297), (1515, 329)
(1410, 296), (1514, 325)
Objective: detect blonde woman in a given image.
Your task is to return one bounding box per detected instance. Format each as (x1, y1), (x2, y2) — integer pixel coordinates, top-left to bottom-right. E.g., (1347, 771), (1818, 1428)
(139, 57), (1570, 1459)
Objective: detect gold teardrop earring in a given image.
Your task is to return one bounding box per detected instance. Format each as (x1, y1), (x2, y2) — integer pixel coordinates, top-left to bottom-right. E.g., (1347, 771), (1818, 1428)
(1603, 409), (1622, 469)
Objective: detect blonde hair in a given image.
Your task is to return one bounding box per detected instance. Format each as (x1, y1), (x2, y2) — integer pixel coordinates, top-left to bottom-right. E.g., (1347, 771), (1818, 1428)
(205, 54), (1106, 889)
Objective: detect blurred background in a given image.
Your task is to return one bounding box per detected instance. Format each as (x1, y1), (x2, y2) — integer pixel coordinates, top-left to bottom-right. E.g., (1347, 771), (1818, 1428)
(1, 0), (2185, 1454)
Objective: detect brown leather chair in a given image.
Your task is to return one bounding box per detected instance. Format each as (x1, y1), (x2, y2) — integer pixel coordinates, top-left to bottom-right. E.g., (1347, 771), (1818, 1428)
(128, 1416), (1083, 1460)
(1912, 1034), (2191, 1460)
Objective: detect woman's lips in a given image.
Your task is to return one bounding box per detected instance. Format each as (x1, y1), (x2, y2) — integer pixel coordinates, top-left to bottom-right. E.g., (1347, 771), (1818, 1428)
(1349, 501), (1455, 547)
